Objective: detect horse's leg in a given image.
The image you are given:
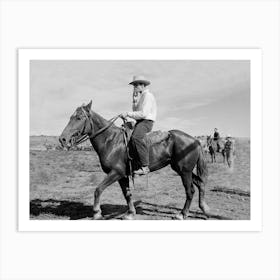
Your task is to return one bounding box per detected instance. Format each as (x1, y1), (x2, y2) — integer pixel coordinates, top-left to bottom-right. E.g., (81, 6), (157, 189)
(194, 179), (210, 216)
(119, 177), (136, 220)
(225, 152), (228, 167)
(227, 154), (231, 168)
(192, 174), (210, 216)
(93, 170), (121, 219)
(229, 152), (234, 170)
(175, 171), (194, 220)
(227, 152), (233, 169)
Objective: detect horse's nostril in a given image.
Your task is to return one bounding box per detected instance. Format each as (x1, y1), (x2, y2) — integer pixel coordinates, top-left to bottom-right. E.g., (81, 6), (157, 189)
(59, 137), (66, 146)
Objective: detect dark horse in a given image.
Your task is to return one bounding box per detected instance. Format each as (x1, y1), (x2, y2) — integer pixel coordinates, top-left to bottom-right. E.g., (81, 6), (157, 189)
(59, 101), (210, 220)
(206, 136), (225, 163)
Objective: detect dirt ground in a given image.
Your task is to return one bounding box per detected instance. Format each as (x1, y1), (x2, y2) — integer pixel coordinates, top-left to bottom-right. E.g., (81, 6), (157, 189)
(30, 137), (250, 220)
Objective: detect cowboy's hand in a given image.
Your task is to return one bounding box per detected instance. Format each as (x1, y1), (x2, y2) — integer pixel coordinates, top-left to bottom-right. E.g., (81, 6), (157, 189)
(120, 112), (128, 119)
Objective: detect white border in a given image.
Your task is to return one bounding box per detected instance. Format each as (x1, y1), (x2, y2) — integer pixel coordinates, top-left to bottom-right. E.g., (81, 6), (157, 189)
(18, 48), (262, 232)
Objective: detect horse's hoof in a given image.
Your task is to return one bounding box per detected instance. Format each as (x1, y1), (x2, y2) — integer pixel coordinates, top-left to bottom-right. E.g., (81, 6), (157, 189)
(93, 211), (103, 220)
(200, 203), (211, 217)
(122, 214), (134, 221)
(122, 213), (135, 220)
(174, 213), (185, 220)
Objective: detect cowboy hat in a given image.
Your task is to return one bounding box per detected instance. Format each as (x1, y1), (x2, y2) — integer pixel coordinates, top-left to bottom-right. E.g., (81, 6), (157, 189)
(129, 75), (150, 86)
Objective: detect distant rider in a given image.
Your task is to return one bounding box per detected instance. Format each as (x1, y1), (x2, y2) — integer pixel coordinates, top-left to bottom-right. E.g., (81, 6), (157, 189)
(224, 134), (235, 168)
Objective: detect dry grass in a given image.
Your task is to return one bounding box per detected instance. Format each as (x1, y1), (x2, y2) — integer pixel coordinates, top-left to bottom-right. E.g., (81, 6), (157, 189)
(30, 137), (250, 220)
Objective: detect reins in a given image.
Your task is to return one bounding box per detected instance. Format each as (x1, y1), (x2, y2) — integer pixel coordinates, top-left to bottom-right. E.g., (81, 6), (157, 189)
(73, 110), (135, 187)
(75, 112), (121, 145)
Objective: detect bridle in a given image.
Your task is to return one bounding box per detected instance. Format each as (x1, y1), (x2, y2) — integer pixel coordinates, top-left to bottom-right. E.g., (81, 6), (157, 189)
(74, 107), (93, 145)
(74, 107), (121, 145)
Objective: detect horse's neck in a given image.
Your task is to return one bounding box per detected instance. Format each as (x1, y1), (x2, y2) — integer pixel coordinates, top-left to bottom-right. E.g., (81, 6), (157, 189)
(90, 111), (109, 131)
(88, 111), (118, 153)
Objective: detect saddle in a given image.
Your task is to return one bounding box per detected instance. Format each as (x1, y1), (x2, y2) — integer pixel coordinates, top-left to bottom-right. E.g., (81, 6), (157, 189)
(121, 121), (170, 146)
(121, 121), (170, 177)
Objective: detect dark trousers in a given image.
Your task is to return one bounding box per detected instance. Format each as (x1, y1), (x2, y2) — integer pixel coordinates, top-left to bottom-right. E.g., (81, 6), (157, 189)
(131, 119), (153, 167)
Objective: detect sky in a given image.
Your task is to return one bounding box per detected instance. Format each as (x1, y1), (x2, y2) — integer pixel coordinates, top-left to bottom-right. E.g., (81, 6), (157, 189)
(30, 60), (250, 137)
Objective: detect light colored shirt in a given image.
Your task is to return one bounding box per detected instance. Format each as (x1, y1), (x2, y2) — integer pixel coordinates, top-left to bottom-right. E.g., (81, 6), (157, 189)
(127, 88), (157, 121)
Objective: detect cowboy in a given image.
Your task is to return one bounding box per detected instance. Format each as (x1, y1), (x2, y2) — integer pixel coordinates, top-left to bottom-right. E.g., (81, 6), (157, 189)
(120, 75), (157, 175)
(224, 134), (235, 168)
(224, 134), (234, 152)
(213, 128), (221, 152)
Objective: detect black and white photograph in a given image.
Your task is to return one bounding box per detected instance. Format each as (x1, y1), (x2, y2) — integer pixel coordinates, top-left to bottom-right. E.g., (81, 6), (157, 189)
(18, 49), (261, 231)
(1, 1), (280, 280)
(30, 59), (250, 220)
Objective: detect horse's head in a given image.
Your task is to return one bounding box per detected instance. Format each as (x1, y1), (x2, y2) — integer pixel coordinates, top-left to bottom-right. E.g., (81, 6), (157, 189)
(206, 135), (212, 145)
(59, 101), (93, 149)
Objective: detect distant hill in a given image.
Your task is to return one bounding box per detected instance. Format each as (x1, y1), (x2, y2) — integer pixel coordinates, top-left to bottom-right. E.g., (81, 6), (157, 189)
(30, 135), (92, 151)
(30, 135), (59, 145)
(30, 135), (249, 151)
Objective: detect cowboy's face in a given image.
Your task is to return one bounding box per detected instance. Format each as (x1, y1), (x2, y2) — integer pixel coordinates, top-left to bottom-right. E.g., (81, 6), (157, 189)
(132, 83), (145, 104)
(133, 82), (145, 92)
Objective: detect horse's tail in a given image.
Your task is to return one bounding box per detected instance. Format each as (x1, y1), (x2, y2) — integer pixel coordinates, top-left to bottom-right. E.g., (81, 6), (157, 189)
(196, 145), (208, 183)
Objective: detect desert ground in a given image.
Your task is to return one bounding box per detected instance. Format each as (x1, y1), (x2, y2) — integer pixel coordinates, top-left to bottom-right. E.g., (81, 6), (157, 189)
(30, 136), (250, 220)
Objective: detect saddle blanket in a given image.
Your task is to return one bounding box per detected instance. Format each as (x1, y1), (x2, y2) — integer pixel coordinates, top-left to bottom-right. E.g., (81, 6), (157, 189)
(146, 130), (170, 145)
(121, 122), (170, 145)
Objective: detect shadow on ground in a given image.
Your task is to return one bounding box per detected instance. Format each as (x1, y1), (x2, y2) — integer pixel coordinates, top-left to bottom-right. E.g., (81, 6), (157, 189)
(30, 199), (230, 220)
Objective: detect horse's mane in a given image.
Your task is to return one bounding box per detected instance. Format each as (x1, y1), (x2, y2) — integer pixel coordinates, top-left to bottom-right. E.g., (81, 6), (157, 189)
(88, 109), (124, 134)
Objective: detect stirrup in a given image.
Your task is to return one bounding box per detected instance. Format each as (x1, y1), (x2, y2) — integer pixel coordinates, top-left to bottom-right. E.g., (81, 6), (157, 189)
(134, 166), (150, 176)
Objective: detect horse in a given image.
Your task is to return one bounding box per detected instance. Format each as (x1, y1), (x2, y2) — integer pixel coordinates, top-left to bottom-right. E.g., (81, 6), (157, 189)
(206, 136), (225, 163)
(195, 136), (208, 154)
(59, 101), (210, 220)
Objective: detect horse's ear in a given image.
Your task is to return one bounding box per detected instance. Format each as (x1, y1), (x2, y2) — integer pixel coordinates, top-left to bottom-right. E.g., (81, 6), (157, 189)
(85, 100), (92, 111)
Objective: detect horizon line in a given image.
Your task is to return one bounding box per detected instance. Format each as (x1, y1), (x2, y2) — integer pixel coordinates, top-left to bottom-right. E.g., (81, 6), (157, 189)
(30, 134), (251, 138)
